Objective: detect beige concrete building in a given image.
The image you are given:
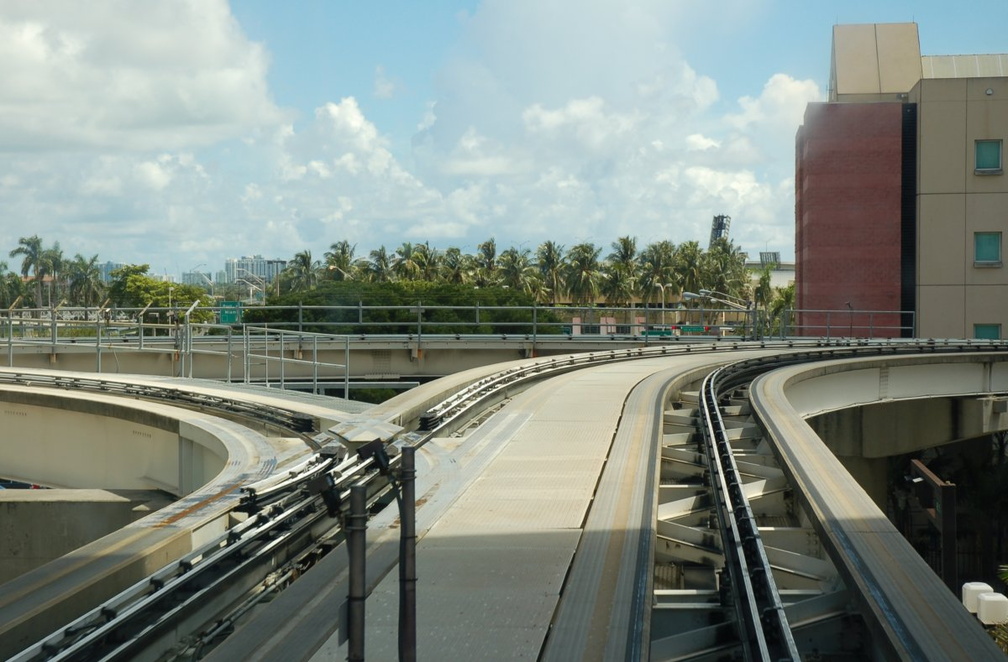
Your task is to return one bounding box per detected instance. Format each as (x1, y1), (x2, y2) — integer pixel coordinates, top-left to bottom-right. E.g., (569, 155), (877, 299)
(798, 23), (1008, 339)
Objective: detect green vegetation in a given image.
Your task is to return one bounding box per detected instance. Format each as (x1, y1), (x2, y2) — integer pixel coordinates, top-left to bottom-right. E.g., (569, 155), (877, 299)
(0, 234), (795, 328)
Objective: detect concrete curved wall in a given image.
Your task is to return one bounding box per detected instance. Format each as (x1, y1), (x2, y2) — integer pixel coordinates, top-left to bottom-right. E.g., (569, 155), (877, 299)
(0, 386), (226, 495)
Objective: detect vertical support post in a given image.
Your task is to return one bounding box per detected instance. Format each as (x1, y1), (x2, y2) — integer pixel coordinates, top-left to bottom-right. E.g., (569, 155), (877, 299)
(313, 335), (319, 395)
(344, 335), (350, 399)
(243, 327), (250, 384)
(226, 326), (233, 383)
(279, 330), (285, 390)
(347, 484), (368, 662)
(8, 317), (13, 366)
(532, 304), (538, 354)
(940, 481), (958, 591)
(416, 300), (422, 344)
(187, 320), (194, 378)
(399, 446), (417, 662)
(96, 319), (102, 373)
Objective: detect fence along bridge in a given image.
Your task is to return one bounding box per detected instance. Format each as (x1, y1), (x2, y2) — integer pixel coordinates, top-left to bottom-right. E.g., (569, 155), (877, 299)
(2, 303), (914, 388)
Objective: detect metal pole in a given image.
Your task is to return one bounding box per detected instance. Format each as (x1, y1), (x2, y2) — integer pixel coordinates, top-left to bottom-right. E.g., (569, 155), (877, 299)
(243, 326), (250, 384)
(226, 326), (233, 383)
(347, 484), (368, 662)
(7, 317), (13, 366)
(313, 335), (319, 395)
(96, 319), (102, 373)
(532, 304), (537, 355)
(344, 335), (350, 399)
(399, 446), (417, 662)
(279, 330), (285, 390)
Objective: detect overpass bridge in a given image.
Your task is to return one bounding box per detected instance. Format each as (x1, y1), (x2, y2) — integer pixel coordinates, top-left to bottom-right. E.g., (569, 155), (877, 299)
(0, 337), (1006, 660)
(1, 302), (910, 388)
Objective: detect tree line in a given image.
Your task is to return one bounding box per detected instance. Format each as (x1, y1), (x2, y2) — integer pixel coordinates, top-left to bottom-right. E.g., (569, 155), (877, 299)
(0, 234), (793, 315)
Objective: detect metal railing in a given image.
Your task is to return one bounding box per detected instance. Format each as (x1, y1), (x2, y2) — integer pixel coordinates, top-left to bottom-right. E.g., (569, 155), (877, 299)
(0, 304), (918, 387)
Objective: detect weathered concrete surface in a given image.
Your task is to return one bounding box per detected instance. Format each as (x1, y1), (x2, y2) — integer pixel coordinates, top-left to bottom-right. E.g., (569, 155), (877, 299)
(0, 489), (170, 583)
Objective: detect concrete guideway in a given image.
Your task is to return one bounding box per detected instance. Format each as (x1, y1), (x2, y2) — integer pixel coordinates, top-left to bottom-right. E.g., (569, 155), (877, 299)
(750, 353), (1008, 661)
(3, 340), (1008, 660)
(229, 352), (765, 661)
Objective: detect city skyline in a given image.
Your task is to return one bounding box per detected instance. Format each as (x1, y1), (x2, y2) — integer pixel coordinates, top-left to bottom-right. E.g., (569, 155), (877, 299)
(2, 2), (1007, 276)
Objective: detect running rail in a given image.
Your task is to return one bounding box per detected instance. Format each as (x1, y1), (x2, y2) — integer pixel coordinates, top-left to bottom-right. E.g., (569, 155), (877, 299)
(698, 368), (800, 661)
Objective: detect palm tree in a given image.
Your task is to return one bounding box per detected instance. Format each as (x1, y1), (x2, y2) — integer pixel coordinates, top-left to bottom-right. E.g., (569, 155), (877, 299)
(535, 241), (566, 306)
(0, 261), (22, 308)
(474, 239), (498, 287)
(565, 242), (602, 306)
(285, 250), (320, 291)
(702, 237), (749, 300)
(602, 236), (639, 307)
(638, 240), (677, 306)
(393, 242), (420, 281)
(412, 242), (441, 282)
(441, 247), (473, 285)
(324, 240), (358, 281)
(39, 243), (64, 306)
(498, 247), (536, 294)
(674, 241), (704, 299)
(67, 254), (105, 307)
(367, 246), (394, 283)
(10, 235), (44, 308)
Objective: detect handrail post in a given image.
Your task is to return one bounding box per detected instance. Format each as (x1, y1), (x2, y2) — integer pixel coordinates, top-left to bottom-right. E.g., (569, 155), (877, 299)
(532, 304), (537, 353)
(243, 326), (250, 384)
(279, 330), (286, 390)
(399, 446), (417, 662)
(347, 484), (368, 662)
(312, 335), (319, 395)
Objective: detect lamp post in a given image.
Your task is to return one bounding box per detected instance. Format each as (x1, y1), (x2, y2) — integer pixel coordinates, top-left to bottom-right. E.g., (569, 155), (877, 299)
(657, 283), (676, 325)
(684, 290), (756, 339)
(236, 268), (267, 302)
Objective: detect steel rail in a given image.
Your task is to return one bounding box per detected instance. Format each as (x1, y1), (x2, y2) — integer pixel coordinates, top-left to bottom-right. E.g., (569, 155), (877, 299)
(698, 367), (800, 661)
(10, 453), (375, 662)
(0, 371), (315, 435)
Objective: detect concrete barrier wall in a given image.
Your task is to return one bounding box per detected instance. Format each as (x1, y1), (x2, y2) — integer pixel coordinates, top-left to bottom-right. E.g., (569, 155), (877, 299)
(0, 389), (181, 491)
(0, 490), (136, 583)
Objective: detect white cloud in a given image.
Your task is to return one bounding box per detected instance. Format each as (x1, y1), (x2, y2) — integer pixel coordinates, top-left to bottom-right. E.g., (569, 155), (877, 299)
(373, 65), (397, 99)
(686, 134), (720, 151)
(0, 0), (285, 152)
(0, 0), (825, 275)
(727, 73), (822, 132)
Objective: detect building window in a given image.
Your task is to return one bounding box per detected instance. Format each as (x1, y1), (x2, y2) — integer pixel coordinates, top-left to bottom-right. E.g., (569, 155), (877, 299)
(976, 140), (1003, 173)
(974, 324), (1001, 340)
(975, 232), (1002, 266)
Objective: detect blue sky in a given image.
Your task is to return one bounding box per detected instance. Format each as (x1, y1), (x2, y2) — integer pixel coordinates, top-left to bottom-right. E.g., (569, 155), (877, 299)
(2, 1), (1007, 279)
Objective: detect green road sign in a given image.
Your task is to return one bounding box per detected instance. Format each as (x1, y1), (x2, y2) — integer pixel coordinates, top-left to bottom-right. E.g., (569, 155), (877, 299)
(219, 301), (242, 324)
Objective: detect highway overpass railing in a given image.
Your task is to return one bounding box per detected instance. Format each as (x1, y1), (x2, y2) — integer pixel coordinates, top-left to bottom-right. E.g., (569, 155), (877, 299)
(2, 303), (914, 342)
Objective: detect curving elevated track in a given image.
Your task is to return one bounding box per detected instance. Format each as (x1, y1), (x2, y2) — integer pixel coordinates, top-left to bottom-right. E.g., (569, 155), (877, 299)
(1, 339), (1007, 660)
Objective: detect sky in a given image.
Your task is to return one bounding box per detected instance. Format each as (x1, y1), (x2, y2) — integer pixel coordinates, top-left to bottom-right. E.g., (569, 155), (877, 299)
(2, 1), (1008, 280)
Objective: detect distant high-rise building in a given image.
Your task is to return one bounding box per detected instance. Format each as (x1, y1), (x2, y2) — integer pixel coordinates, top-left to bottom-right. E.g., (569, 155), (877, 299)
(224, 256), (287, 284)
(98, 261), (126, 283)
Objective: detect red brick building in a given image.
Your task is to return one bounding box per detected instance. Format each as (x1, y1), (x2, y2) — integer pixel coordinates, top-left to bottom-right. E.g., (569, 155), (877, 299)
(795, 102), (909, 337)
